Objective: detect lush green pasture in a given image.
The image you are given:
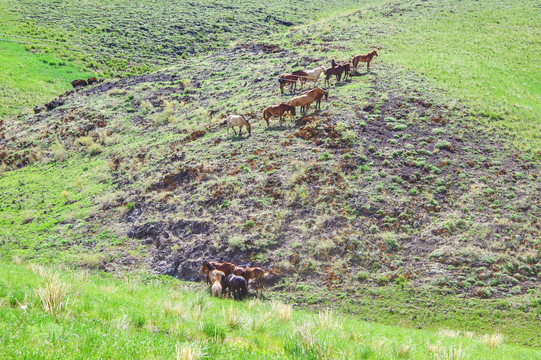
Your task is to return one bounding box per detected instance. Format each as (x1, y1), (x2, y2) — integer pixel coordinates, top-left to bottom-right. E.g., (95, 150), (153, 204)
(2, 261), (540, 359)
(0, 41), (90, 117)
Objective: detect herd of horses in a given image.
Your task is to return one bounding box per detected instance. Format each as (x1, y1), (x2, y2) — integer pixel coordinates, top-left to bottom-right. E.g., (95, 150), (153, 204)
(226, 49), (378, 136)
(200, 260), (266, 300)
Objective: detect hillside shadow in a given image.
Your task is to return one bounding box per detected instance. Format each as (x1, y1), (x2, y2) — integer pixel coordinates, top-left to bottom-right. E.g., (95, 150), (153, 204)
(350, 70), (378, 77)
(227, 135), (252, 141)
(264, 124), (290, 131)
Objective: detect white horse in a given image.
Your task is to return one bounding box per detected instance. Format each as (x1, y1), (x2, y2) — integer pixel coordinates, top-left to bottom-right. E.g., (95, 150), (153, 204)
(303, 66), (326, 86)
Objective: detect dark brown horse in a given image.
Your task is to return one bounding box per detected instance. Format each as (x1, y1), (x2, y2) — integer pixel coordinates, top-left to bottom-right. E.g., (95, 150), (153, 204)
(352, 50), (378, 72)
(330, 60), (351, 80)
(262, 103), (296, 126)
(324, 65), (346, 86)
(224, 274), (247, 300)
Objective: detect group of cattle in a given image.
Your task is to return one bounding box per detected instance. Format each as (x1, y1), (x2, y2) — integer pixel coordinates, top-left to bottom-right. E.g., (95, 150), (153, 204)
(225, 49), (379, 136)
(200, 260), (266, 300)
(71, 77), (101, 89)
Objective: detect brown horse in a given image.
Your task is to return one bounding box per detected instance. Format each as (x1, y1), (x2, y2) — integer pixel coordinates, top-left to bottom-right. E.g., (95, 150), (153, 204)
(243, 267), (266, 295)
(262, 104), (296, 126)
(224, 274), (248, 300)
(278, 70), (307, 94)
(200, 260), (235, 284)
(233, 266), (246, 278)
(301, 88), (329, 110)
(352, 50), (378, 72)
(324, 65), (346, 86)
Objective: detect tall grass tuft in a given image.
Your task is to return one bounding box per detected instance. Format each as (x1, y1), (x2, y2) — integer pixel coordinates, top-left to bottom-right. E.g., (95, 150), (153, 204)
(176, 342), (203, 360)
(34, 272), (70, 316)
(272, 301), (292, 322)
(223, 303), (242, 329)
(394, 343), (412, 359)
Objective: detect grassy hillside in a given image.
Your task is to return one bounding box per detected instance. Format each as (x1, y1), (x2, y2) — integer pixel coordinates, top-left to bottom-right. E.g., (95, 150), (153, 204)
(1, 40), (540, 344)
(2, 260), (540, 359)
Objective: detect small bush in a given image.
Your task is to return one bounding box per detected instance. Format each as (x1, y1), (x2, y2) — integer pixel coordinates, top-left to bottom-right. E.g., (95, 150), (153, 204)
(356, 271), (369, 282)
(228, 236), (245, 250)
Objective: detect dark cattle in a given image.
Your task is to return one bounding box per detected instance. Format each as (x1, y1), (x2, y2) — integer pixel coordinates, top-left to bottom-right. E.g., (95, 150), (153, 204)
(87, 77), (99, 85)
(71, 79), (88, 89)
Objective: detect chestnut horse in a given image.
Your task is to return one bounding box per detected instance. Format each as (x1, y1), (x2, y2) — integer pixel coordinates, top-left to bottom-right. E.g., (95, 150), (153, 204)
(287, 94), (315, 115)
(263, 104), (296, 126)
(243, 267), (266, 295)
(278, 70), (307, 94)
(352, 50), (378, 72)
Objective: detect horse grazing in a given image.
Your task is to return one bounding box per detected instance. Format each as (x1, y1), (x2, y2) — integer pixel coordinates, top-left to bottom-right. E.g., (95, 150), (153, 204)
(304, 66), (326, 86)
(243, 267), (266, 295)
(286, 94), (315, 115)
(263, 104), (296, 127)
(211, 280), (222, 297)
(352, 50), (378, 72)
(278, 70), (307, 94)
(324, 65), (346, 86)
(224, 274), (247, 300)
(301, 87), (329, 110)
(226, 115), (251, 136)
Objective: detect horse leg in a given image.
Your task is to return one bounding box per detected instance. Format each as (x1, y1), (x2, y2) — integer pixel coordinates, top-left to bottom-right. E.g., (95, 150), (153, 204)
(239, 126), (242, 136)
(232, 127), (237, 136)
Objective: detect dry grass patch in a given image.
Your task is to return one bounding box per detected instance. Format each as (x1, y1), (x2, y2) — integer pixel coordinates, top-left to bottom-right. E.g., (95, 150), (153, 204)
(437, 328), (460, 338)
(480, 333), (504, 348)
(175, 342), (203, 360)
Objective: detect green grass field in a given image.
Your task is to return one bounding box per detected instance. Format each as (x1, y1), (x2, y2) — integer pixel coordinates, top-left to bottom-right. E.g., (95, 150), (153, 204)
(2, 260), (540, 359)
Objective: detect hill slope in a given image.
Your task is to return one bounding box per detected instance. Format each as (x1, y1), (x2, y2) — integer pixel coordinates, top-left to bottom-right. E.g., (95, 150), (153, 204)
(1, 0), (540, 346)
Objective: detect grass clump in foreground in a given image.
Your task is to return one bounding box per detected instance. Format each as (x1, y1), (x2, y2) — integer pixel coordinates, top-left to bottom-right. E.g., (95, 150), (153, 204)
(1, 260), (540, 359)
